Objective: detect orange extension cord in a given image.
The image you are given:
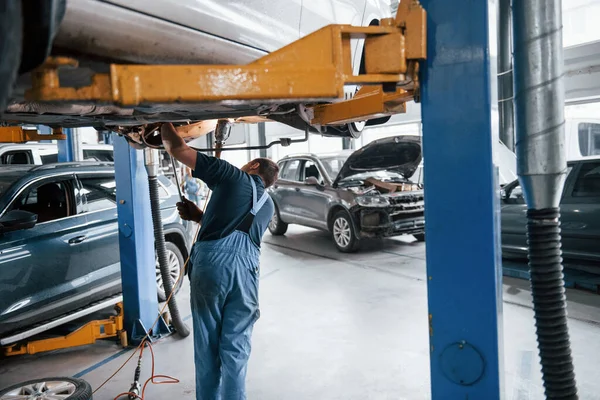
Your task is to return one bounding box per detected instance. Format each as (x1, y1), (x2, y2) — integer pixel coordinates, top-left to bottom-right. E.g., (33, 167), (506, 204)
(91, 187), (212, 399)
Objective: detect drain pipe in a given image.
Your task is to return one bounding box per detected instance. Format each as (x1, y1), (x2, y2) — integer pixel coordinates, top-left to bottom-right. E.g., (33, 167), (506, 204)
(512, 1), (577, 398)
(144, 148), (190, 338)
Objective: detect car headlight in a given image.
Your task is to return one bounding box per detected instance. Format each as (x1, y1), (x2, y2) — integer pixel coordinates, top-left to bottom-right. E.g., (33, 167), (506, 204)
(356, 195), (390, 207)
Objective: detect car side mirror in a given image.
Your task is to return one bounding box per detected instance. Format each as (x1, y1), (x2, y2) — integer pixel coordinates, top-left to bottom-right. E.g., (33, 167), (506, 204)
(0, 210), (38, 233)
(304, 176), (320, 186)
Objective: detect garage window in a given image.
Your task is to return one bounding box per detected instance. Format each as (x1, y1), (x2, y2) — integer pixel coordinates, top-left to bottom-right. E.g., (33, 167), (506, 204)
(80, 177), (117, 212)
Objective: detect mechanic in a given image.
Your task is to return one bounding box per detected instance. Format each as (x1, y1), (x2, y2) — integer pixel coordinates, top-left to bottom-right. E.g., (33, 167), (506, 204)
(160, 123), (279, 400)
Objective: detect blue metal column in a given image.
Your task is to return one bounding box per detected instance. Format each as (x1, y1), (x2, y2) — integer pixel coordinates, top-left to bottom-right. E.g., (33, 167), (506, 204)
(420, 1), (504, 398)
(113, 135), (160, 343)
(57, 128), (74, 162)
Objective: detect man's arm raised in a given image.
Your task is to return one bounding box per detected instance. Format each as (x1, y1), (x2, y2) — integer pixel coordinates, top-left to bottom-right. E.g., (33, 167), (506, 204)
(161, 122), (197, 169)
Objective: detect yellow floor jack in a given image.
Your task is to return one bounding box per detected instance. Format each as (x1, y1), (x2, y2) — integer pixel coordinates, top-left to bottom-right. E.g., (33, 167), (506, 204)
(2, 302), (127, 357)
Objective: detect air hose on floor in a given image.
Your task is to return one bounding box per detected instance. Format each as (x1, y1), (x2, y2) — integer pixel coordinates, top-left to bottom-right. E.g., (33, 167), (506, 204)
(144, 148), (190, 338)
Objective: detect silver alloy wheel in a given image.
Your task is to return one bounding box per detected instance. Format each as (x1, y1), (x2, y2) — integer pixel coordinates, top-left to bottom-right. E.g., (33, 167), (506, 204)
(269, 211), (279, 231)
(0, 380), (76, 399)
(333, 216), (351, 248)
(156, 248), (181, 294)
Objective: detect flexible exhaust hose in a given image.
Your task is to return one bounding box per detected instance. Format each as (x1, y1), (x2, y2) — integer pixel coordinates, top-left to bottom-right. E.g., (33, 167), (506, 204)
(148, 175), (190, 338)
(526, 208), (577, 399)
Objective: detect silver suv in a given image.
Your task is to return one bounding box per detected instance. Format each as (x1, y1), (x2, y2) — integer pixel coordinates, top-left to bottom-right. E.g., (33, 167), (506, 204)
(267, 135), (425, 252)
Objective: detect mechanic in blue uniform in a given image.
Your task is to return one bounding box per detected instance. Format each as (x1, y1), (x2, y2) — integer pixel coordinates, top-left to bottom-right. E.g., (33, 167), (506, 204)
(161, 123), (279, 400)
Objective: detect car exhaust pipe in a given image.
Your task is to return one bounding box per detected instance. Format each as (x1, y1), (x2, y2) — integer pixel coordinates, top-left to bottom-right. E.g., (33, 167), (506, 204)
(512, 0), (577, 398)
(144, 148), (190, 338)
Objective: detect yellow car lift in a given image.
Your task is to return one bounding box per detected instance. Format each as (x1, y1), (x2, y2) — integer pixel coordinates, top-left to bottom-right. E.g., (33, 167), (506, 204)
(17, 1), (425, 130)
(2, 303), (127, 357)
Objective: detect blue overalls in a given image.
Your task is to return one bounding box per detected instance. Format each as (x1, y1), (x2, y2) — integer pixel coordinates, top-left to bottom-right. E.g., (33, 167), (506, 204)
(189, 178), (269, 400)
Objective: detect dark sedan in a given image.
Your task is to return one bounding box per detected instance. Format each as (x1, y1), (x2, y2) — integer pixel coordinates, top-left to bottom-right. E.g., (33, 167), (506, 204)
(501, 156), (600, 263)
(0, 163), (193, 338)
(268, 135), (425, 252)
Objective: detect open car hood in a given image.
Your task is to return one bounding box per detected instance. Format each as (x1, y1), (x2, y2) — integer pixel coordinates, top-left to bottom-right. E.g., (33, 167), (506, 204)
(334, 135), (422, 185)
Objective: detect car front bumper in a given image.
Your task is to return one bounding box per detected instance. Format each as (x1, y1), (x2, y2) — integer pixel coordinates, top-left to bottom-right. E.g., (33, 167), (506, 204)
(357, 208), (425, 238)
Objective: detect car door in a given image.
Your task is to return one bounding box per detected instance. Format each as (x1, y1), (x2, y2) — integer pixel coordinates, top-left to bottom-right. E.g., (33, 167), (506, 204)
(295, 159), (330, 229)
(500, 180), (529, 255)
(76, 173), (121, 293)
(559, 160), (600, 262)
(105, 0), (302, 52)
(272, 159), (304, 224)
(0, 176), (89, 332)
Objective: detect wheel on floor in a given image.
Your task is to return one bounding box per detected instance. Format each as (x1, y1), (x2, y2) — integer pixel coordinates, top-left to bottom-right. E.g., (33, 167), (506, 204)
(0, 377), (92, 400)
(331, 210), (360, 253)
(268, 204), (288, 236)
(156, 241), (185, 302)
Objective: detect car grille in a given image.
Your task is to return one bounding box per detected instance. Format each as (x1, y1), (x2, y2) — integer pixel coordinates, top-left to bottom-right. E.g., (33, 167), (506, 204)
(388, 193), (425, 212)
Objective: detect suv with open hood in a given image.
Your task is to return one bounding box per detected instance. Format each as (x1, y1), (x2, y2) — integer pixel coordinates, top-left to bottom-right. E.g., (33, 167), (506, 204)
(268, 135), (425, 252)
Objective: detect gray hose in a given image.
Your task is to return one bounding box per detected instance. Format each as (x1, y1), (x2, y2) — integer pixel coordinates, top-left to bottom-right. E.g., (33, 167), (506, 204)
(148, 175), (190, 338)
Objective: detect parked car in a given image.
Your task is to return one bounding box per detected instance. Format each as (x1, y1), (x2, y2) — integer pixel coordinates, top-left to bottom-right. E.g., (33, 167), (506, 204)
(268, 135), (425, 252)
(501, 156), (600, 263)
(0, 163), (193, 337)
(0, 143), (114, 165)
(1, 0), (391, 139)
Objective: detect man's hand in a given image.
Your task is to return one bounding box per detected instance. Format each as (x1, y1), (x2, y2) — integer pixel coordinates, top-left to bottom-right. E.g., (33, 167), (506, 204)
(176, 197), (204, 224)
(161, 123), (197, 169)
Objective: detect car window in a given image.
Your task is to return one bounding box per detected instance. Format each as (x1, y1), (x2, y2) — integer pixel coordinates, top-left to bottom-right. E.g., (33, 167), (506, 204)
(11, 181), (73, 223)
(280, 160), (301, 181)
(40, 153), (58, 164)
(80, 176), (117, 212)
(572, 161), (600, 197)
(578, 123), (600, 157)
(320, 156), (347, 179)
(1, 150), (33, 164)
(302, 160), (323, 183)
(83, 149), (114, 162)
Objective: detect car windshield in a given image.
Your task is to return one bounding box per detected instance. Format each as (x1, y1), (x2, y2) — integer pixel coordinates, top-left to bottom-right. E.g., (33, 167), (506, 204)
(0, 172), (27, 198)
(319, 156), (348, 178)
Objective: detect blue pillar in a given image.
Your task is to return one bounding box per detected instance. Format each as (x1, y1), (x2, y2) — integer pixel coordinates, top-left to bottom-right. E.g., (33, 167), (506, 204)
(57, 128), (82, 162)
(420, 1), (504, 399)
(113, 136), (160, 343)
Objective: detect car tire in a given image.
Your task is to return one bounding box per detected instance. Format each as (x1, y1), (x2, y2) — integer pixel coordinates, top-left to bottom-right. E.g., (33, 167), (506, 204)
(0, 377), (92, 400)
(414, 233), (425, 242)
(156, 241), (185, 303)
(348, 121), (365, 139)
(268, 204), (288, 236)
(331, 210), (360, 253)
(0, 0), (22, 112)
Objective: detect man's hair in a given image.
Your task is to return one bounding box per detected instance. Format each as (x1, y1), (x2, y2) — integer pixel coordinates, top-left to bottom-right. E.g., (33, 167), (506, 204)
(253, 158), (279, 188)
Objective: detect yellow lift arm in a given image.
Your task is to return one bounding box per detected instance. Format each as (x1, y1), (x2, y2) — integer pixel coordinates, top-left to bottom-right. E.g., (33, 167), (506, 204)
(22, 1), (426, 128)
(2, 303), (126, 357)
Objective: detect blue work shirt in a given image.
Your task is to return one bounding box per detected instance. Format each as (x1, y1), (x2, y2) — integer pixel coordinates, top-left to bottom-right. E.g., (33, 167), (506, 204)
(192, 152), (274, 249)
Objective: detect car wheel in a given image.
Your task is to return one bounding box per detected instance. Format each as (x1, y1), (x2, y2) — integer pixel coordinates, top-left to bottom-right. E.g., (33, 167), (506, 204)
(348, 121), (365, 139)
(156, 241), (185, 302)
(414, 233), (425, 242)
(0, 0), (22, 112)
(0, 377), (92, 400)
(332, 210), (359, 252)
(268, 204), (288, 236)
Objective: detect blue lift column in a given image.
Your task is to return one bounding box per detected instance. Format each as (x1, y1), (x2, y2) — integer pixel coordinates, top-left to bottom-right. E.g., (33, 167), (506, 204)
(113, 135), (160, 343)
(420, 1), (504, 398)
(57, 128), (82, 162)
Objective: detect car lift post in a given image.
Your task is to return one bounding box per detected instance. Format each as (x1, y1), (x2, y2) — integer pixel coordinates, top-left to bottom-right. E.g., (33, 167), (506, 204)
(57, 128), (82, 162)
(420, 0), (504, 398)
(113, 135), (167, 344)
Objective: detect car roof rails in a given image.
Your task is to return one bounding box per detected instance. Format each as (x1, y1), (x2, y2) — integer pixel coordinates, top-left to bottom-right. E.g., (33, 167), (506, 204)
(29, 161), (115, 172)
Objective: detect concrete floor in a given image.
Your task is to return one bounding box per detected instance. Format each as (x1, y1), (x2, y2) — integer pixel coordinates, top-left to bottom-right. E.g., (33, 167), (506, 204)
(1, 225), (600, 399)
